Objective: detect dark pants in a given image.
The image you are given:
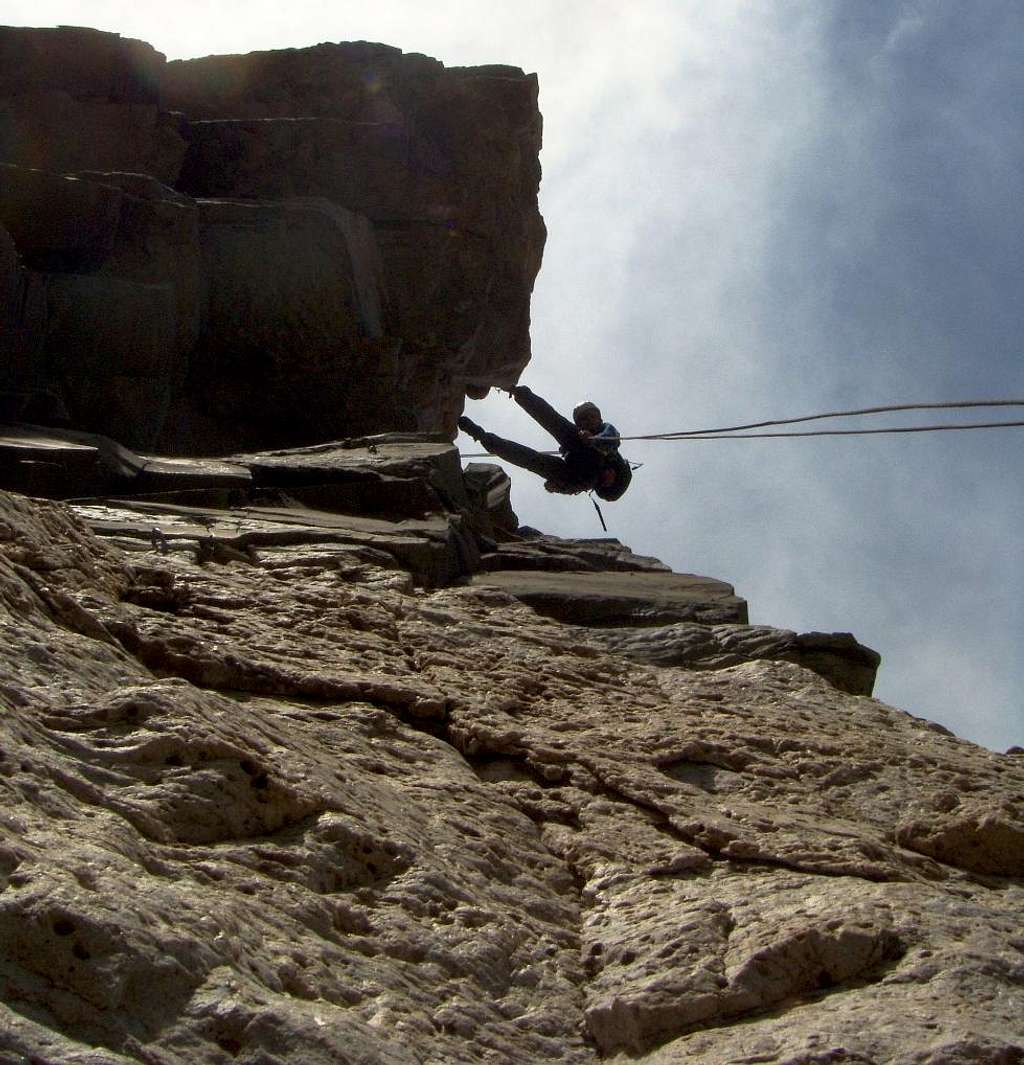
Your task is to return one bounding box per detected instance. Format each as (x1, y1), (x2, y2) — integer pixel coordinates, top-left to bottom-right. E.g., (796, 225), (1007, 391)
(479, 387), (603, 491)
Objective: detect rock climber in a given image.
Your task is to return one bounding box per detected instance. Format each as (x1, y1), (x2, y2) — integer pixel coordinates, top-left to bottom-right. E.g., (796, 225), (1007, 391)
(458, 386), (631, 501)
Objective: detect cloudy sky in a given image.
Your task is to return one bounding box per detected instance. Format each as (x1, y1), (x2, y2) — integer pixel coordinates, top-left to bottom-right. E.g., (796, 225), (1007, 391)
(7, 2), (1023, 751)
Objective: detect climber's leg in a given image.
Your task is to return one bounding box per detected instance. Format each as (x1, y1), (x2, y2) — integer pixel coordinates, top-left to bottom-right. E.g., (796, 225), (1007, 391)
(459, 416), (570, 482)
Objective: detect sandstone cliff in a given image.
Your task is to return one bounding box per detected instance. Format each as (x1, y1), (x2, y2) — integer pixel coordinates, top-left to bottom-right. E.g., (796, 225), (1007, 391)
(0, 27), (544, 453)
(0, 441), (1021, 1065)
(1, 26), (1022, 1065)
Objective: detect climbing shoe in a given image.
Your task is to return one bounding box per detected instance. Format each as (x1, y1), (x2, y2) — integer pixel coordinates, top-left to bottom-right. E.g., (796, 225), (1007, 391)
(457, 415), (485, 442)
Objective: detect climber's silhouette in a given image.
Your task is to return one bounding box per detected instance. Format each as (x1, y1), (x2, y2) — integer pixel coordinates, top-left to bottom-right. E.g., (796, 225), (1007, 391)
(458, 386), (631, 501)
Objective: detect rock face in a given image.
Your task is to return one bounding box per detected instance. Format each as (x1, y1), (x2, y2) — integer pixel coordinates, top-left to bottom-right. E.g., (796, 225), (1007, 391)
(0, 27), (544, 452)
(0, 26), (185, 180)
(1, 25), (1021, 1065)
(0, 426), (1022, 1065)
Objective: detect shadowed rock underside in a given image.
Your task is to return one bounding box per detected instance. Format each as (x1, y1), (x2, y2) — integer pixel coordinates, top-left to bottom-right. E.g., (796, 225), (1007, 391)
(0, 26), (545, 454)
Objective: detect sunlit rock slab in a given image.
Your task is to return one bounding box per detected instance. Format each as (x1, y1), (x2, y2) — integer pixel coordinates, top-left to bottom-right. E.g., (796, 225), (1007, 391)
(2, 489), (1023, 1065)
(587, 621), (881, 695)
(75, 498), (476, 587)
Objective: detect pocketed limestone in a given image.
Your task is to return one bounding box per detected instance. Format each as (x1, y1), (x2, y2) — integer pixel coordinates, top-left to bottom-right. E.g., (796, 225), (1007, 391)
(0, 487), (1021, 1064)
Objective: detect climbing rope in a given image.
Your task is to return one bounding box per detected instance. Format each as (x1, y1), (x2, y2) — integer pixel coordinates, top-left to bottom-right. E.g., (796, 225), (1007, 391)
(637, 418), (1024, 440)
(460, 399), (1024, 456)
(458, 398), (1024, 533)
(620, 399), (1024, 441)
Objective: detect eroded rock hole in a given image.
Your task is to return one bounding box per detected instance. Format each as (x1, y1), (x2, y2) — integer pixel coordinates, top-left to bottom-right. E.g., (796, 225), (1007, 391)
(658, 760), (742, 793)
(216, 1036), (243, 1057)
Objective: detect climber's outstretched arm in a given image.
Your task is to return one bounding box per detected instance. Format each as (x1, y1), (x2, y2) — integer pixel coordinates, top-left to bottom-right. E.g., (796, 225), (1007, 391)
(511, 387), (580, 451)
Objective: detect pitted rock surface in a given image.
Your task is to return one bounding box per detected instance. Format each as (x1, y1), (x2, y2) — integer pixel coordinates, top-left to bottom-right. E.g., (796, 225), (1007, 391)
(587, 622), (881, 695)
(1, 24), (1021, 1065)
(0, 484), (1022, 1064)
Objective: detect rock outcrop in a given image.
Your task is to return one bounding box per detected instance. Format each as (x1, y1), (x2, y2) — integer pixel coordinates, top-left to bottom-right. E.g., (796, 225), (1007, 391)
(0, 25), (1021, 1065)
(0, 423), (1022, 1065)
(0, 27), (544, 453)
(0, 26), (185, 180)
